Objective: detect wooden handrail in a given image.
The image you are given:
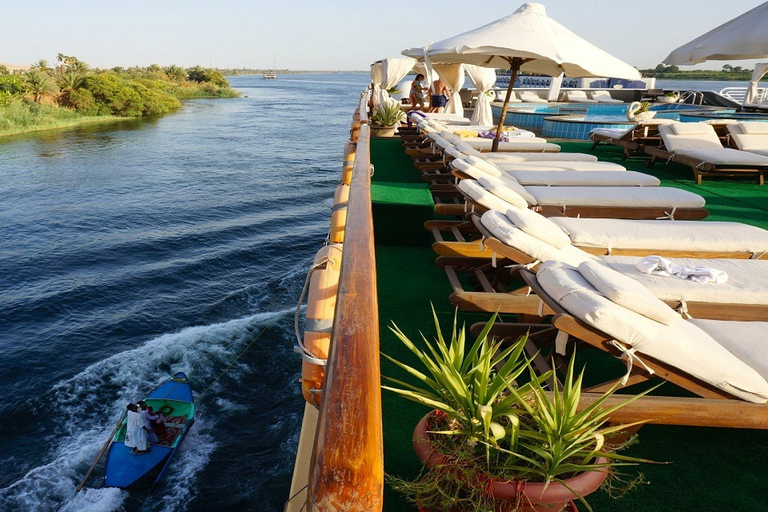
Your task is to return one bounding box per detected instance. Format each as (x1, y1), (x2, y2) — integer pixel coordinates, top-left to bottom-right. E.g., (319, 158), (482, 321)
(307, 124), (384, 511)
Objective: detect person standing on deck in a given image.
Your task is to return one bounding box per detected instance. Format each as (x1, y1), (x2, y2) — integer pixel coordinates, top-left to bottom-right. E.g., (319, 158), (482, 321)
(430, 79), (450, 113)
(124, 403), (150, 454)
(410, 74), (428, 111)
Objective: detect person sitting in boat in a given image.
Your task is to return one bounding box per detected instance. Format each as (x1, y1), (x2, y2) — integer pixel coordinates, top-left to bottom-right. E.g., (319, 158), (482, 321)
(429, 79), (450, 113)
(137, 400), (165, 442)
(410, 74), (428, 112)
(125, 403), (150, 454)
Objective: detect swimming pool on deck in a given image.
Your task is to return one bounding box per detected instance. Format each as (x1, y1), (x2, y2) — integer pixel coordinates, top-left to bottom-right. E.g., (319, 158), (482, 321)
(492, 103), (751, 140)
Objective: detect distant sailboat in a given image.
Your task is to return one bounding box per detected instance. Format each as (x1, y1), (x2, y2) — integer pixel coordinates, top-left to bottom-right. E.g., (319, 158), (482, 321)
(263, 55), (277, 80)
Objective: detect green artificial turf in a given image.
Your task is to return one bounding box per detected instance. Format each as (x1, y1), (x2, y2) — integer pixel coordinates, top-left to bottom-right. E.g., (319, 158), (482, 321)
(371, 136), (768, 511)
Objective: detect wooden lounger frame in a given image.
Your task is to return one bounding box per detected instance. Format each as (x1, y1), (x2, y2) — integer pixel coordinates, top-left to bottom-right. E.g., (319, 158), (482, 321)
(590, 123), (666, 159)
(644, 145), (766, 185)
(426, 217), (768, 321)
(475, 268), (768, 430)
(432, 170), (710, 220)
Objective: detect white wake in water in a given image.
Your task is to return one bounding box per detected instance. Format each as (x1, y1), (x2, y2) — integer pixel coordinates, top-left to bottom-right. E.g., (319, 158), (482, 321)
(0, 310), (290, 512)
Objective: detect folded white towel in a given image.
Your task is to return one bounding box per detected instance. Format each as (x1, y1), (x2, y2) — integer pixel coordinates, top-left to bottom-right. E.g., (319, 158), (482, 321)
(636, 255), (728, 284)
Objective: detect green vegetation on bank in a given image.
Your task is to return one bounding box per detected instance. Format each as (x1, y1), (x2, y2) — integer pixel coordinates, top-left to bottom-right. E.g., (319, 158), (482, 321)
(0, 55), (238, 137)
(639, 63), (753, 81)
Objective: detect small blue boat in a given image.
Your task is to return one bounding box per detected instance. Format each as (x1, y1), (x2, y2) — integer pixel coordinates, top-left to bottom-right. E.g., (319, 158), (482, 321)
(104, 372), (195, 489)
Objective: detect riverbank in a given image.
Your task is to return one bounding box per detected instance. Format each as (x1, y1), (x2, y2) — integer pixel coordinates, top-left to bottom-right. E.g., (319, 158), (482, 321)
(0, 113), (131, 138)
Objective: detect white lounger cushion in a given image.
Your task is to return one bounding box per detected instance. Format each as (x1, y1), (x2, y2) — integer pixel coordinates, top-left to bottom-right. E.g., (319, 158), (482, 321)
(691, 320), (768, 380)
(674, 147), (768, 166)
(505, 207), (572, 249)
(480, 210), (593, 267)
(481, 211), (768, 305)
(507, 170), (660, 187)
(458, 180), (523, 212)
(477, 175), (536, 208)
(553, 217), (768, 254)
(737, 122), (768, 134)
(526, 186), (705, 208)
(603, 256), (768, 305)
(481, 152), (598, 163)
(537, 262), (768, 403)
(578, 260), (681, 325)
(460, 138), (560, 153)
(490, 160), (626, 172)
(729, 134), (768, 156)
(661, 123), (723, 150)
(441, 131), (548, 144)
(590, 91), (624, 104)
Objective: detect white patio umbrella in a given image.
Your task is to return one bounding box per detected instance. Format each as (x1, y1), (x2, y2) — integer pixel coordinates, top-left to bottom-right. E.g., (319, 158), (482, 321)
(663, 2), (768, 65)
(662, 2), (768, 106)
(403, 2), (640, 151)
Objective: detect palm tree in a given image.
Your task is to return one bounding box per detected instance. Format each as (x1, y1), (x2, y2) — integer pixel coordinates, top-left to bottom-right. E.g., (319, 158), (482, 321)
(30, 59), (51, 73)
(56, 71), (86, 106)
(164, 65), (188, 82)
(24, 69), (59, 104)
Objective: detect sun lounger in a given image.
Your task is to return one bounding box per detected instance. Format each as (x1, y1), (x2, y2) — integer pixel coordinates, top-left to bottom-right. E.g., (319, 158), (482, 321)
(725, 122), (768, 157)
(519, 91), (548, 103)
(590, 91), (624, 104)
(452, 156), (661, 187)
(431, 208), (768, 320)
(439, 131), (560, 153)
(645, 122), (768, 184)
(521, 261), (768, 405)
(566, 90), (598, 103)
(450, 170), (708, 220)
(590, 119), (675, 159)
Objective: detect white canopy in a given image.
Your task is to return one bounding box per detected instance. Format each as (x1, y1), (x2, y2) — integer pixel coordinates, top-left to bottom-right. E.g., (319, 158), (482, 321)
(663, 2), (768, 65)
(402, 3), (640, 80)
(465, 64), (497, 125)
(402, 2), (640, 151)
(370, 56), (418, 108)
(745, 62), (768, 105)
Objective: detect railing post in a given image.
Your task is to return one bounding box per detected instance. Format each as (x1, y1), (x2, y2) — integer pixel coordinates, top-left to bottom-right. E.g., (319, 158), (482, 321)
(307, 124), (383, 511)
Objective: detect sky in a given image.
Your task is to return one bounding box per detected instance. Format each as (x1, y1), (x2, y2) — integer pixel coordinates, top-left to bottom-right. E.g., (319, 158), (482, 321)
(1, 0), (766, 72)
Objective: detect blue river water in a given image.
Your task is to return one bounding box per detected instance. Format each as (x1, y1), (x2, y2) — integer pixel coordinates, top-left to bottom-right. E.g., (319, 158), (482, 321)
(0, 73), (370, 512)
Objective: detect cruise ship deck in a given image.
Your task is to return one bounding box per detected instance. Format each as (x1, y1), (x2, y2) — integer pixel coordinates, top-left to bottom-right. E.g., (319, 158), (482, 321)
(370, 135), (768, 511)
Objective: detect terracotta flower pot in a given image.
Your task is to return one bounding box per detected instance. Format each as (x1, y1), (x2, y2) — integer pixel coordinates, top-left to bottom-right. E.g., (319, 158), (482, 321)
(413, 412), (609, 512)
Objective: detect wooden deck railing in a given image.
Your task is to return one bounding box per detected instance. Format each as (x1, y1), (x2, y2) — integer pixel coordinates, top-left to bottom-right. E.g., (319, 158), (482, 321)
(307, 123), (384, 511)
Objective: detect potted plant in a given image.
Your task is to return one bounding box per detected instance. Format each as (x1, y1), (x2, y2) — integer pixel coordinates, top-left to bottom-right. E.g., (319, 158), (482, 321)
(383, 309), (656, 512)
(370, 102), (405, 138)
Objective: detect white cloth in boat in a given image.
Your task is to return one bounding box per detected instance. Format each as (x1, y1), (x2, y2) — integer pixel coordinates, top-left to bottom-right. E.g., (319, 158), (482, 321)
(636, 255), (728, 284)
(552, 217), (768, 254)
(125, 410), (148, 451)
(479, 209), (768, 306)
(536, 261), (768, 403)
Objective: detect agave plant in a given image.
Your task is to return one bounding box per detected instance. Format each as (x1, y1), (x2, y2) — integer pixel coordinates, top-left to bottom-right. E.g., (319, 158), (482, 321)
(383, 308), (658, 511)
(370, 102), (405, 127)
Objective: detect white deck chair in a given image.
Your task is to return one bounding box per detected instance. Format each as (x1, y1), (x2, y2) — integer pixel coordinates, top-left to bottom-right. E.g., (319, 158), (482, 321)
(590, 91), (624, 104)
(725, 122), (768, 157)
(566, 90), (598, 103)
(645, 122), (768, 184)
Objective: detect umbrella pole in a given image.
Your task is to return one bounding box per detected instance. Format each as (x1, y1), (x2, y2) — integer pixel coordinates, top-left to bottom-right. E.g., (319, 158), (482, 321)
(492, 64), (521, 152)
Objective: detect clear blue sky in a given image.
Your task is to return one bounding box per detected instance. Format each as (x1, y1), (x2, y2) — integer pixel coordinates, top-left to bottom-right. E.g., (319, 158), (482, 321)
(1, 0), (766, 71)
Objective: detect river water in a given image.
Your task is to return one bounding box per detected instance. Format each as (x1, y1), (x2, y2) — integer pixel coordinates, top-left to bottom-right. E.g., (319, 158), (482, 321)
(0, 73), (370, 512)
